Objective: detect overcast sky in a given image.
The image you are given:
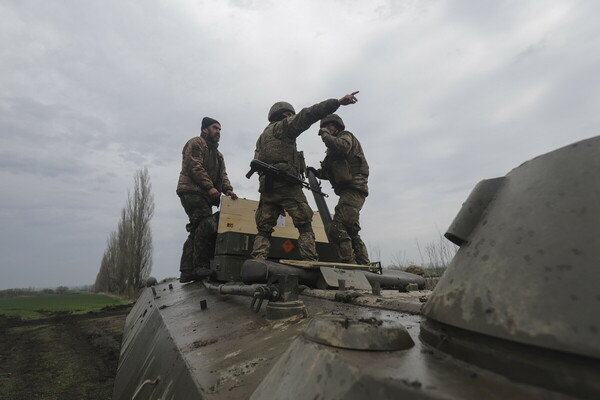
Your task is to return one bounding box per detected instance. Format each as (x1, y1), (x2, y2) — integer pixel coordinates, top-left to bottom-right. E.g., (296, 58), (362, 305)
(1, 0), (599, 290)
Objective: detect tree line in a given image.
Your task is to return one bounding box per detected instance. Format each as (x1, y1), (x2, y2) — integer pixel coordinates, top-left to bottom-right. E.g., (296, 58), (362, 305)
(0, 286), (73, 298)
(93, 168), (155, 298)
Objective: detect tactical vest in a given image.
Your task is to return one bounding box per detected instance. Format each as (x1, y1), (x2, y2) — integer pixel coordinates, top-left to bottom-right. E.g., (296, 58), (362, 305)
(255, 123), (306, 177)
(348, 133), (369, 177)
(323, 131), (369, 184)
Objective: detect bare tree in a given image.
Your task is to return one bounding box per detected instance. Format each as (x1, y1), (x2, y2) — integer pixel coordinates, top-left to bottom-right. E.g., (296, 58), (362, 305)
(388, 249), (415, 269)
(115, 207), (132, 294)
(93, 168), (154, 297)
(423, 234), (458, 268)
(127, 168), (154, 290)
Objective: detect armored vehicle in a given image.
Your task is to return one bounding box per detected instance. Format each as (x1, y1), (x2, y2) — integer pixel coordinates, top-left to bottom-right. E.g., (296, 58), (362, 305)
(113, 136), (600, 399)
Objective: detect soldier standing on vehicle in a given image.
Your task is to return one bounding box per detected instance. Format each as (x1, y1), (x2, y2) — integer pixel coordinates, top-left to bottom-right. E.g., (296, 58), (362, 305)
(177, 117), (237, 283)
(310, 114), (370, 265)
(251, 92), (360, 261)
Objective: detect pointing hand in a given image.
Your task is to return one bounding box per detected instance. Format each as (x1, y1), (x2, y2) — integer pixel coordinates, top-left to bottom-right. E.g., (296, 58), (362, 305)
(339, 91), (359, 105)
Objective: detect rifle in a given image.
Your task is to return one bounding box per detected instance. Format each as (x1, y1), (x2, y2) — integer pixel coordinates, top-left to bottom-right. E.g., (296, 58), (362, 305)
(245, 159), (328, 198)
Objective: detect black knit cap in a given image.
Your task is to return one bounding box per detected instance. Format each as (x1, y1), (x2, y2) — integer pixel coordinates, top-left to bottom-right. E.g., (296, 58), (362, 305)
(201, 117), (220, 130)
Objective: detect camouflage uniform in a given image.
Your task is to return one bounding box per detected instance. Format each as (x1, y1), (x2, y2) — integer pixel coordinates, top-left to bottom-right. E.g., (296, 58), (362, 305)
(177, 134), (233, 273)
(251, 98), (342, 260)
(315, 114), (370, 265)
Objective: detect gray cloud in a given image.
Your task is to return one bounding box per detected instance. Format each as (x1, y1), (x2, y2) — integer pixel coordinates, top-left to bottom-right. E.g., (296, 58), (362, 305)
(1, 0), (599, 289)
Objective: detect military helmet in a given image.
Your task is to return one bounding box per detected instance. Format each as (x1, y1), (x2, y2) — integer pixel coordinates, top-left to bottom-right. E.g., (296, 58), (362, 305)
(320, 114), (345, 131)
(268, 101), (296, 122)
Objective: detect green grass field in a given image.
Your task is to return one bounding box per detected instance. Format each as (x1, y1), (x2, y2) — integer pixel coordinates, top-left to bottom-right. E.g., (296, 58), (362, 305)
(0, 292), (130, 319)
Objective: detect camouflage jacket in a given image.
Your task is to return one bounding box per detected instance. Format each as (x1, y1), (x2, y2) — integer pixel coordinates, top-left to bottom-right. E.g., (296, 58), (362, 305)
(316, 129), (369, 196)
(176, 135), (233, 197)
(254, 99), (341, 184)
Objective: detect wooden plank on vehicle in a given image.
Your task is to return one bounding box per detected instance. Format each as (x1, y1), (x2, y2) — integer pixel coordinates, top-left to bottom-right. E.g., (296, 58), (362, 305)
(278, 259), (372, 271)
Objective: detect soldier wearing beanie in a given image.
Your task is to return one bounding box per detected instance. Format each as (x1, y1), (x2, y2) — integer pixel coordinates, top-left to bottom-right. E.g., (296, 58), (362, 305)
(176, 117), (237, 282)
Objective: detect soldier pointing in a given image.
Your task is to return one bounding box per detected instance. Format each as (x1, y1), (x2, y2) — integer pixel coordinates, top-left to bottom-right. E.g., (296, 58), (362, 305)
(251, 92), (360, 261)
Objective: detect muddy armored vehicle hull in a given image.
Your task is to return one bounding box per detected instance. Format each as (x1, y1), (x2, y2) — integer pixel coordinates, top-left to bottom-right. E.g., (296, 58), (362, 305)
(114, 136), (600, 399)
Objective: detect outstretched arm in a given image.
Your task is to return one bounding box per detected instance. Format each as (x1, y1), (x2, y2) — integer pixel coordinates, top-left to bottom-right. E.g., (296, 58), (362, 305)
(278, 91), (360, 139)
(281, 99), (340, 139)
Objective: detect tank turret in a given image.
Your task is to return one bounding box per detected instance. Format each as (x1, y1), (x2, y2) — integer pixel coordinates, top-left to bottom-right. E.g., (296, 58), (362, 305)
(421, 135), (600, 397)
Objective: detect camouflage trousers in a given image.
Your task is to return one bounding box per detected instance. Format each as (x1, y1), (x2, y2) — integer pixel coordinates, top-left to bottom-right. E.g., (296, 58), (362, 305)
(251, 184), (318, 261)
(179, 193), (217, 272)
(329, 189), (370, 265)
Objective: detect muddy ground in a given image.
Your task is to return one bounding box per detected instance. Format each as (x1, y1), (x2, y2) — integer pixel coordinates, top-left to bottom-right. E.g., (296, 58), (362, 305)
(0, 304), (132, 400)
